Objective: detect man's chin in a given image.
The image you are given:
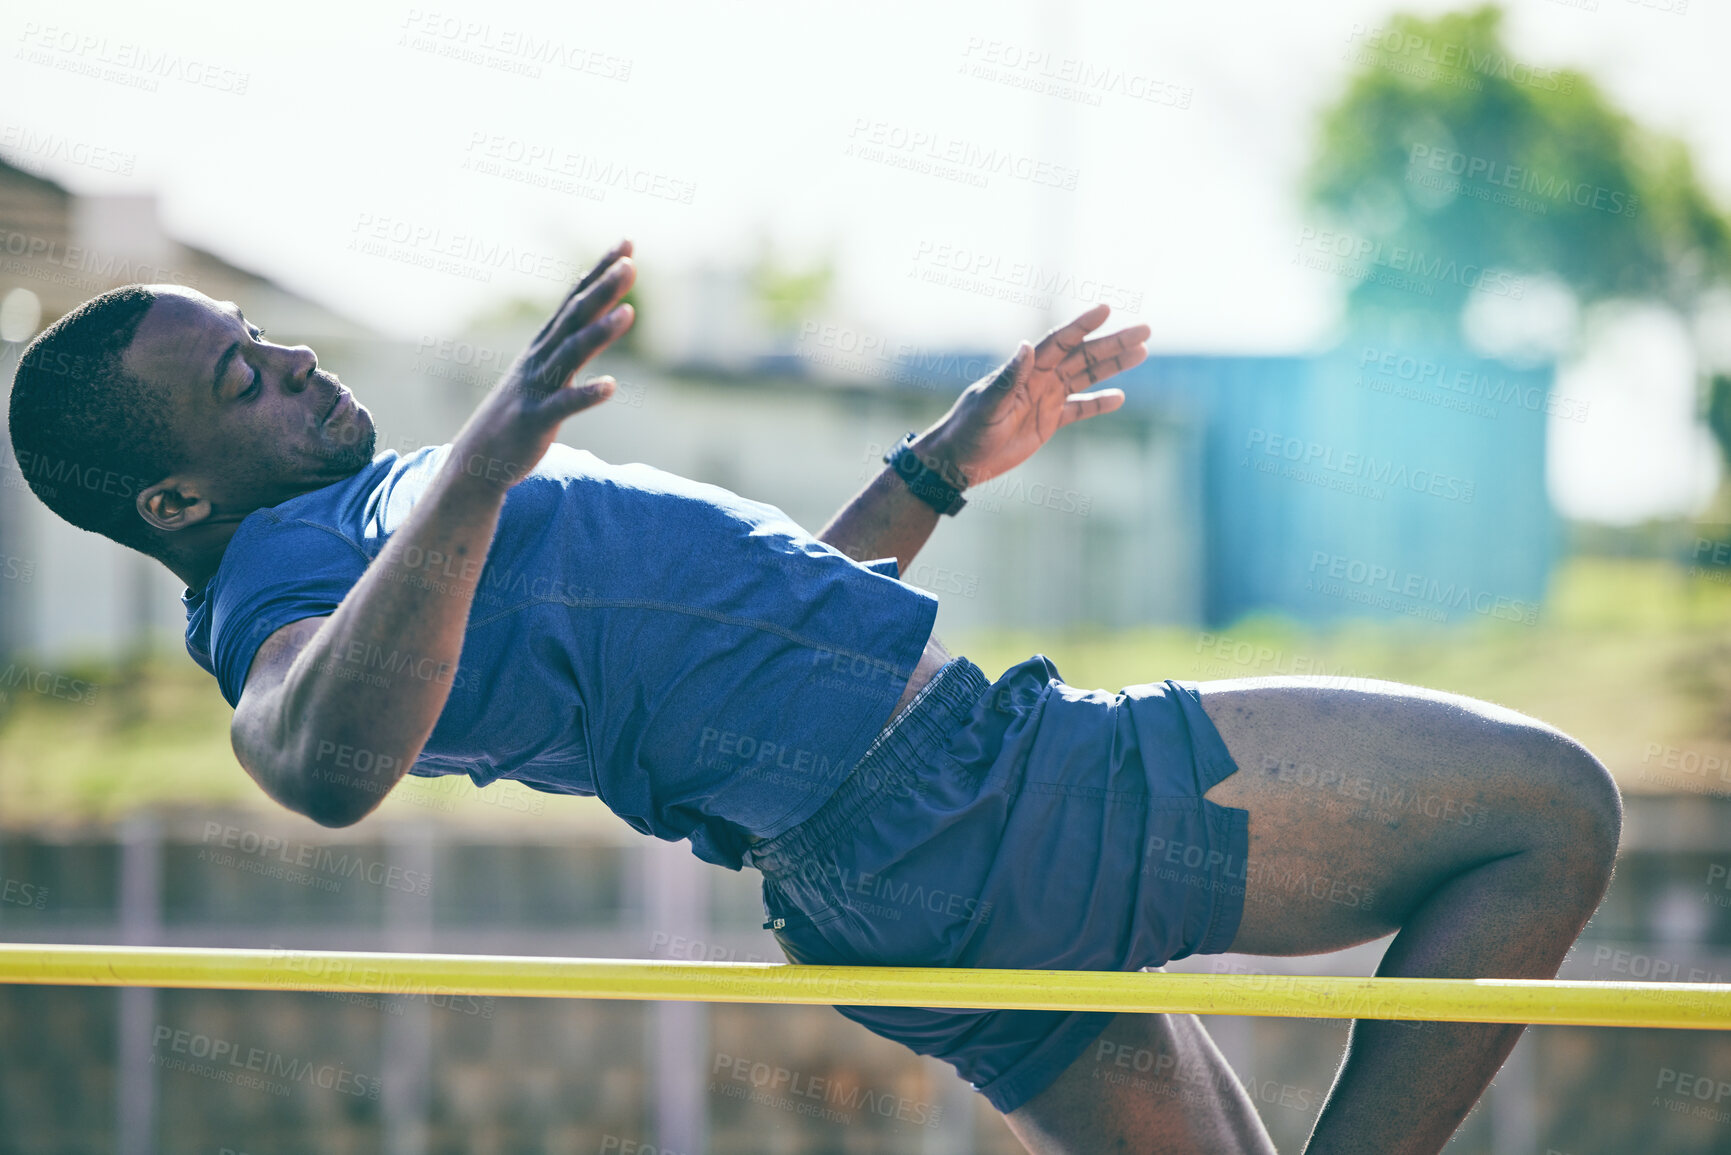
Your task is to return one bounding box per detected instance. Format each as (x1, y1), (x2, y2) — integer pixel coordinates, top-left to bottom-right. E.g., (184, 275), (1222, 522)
(332, 428), (378, 471)
(322, 407), (378, 466)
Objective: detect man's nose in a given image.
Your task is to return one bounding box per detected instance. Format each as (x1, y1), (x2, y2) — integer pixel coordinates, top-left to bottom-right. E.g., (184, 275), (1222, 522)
(281, 344), (318, 388)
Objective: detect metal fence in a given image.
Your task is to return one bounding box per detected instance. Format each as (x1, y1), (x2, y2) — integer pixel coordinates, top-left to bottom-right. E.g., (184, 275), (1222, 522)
(3, 795), (1729, 1153)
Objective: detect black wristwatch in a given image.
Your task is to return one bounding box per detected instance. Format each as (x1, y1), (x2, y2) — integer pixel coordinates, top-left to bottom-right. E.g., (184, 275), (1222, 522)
(883, 432), (968, 516)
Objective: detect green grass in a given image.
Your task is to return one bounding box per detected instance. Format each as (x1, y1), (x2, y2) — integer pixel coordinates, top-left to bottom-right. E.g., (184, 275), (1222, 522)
(0, 656), (603, 830)
(954, 557), (1731, 797)
(5, 557), (1730, 826)
(0, 658), (256, 824)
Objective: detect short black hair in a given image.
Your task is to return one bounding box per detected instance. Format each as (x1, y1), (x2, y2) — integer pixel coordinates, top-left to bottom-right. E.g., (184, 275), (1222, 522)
(7, 284), (180, 557)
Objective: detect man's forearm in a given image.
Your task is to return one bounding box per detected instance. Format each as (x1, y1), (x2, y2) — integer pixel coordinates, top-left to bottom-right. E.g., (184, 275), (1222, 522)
(818, 466), (939, 576)
(819, 433), (962, 576)
(235, 449), (512, 825)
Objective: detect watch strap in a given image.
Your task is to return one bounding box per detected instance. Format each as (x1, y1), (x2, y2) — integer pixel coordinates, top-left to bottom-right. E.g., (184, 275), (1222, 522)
(883, 432), (967, 516)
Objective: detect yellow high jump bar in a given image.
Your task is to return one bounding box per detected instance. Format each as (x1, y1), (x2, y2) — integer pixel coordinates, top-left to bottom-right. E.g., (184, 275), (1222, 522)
(1, 944), (1726, 1029)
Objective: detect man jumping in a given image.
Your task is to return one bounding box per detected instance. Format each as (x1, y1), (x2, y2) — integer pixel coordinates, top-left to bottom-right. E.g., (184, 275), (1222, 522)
(8, 241), (1621, 1154)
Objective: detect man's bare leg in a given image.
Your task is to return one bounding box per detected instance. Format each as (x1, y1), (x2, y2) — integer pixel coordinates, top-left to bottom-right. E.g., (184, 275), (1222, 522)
(1006, 1011), (1279, 1155)
(1003, 675), (1621, 1155)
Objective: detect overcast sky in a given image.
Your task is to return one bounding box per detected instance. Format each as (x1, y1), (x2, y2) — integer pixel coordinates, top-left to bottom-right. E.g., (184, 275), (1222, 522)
(2, 0), (1725, 521)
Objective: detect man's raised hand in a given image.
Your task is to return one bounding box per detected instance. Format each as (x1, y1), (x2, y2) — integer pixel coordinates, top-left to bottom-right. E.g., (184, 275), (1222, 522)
(450, 240), (637, 491)
(917, 304), (1150, 489)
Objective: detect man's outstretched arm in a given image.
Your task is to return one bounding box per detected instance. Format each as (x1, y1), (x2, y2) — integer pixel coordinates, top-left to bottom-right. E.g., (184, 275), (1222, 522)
(817, 304), (1149, 576)
(229, 243), (637, 827)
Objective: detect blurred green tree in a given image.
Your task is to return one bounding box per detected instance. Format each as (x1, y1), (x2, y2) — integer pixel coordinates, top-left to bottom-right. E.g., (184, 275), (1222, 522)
(1307, 4), (1731, 341)
(748, 241), (834, 341)
(1308, 4), (1731, 504)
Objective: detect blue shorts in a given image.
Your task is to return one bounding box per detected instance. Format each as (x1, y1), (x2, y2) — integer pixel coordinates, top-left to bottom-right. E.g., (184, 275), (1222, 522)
(744, 653), (1251, 1114)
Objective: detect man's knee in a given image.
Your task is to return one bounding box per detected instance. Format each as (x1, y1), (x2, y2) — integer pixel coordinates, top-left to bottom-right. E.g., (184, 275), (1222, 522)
(1556, 735), (1621, 863)
(1517, 728), (1622, 882)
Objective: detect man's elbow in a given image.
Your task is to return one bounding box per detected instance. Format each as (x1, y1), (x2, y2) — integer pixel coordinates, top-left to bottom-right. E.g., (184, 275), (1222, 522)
(293, 771), (386, 828)
(241, 748), (373, 828)
(301, 792), (372, 829)
(234, 723), (376, 828)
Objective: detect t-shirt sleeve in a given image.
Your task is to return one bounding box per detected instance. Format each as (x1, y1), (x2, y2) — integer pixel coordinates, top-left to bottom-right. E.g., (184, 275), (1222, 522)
(862, 556), (901, 580)
(207, 514), (373, 708)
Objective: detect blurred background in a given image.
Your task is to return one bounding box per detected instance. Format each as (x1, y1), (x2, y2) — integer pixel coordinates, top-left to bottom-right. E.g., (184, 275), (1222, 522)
(2, 0), (1730, 1151)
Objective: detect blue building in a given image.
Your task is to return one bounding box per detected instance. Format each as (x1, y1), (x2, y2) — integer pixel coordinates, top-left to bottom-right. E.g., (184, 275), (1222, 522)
(903, 337), (1563, 629)
(1121, 340), (1562, 628)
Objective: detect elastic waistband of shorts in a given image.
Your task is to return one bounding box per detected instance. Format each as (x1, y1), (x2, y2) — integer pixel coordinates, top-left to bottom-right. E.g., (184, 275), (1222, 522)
(744, 656), (992, 879)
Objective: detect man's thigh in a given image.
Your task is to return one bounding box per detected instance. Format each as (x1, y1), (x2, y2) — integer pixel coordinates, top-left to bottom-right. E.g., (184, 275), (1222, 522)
(1193, 674), (1612, 956)
(1004, 1011), (1278, 1155)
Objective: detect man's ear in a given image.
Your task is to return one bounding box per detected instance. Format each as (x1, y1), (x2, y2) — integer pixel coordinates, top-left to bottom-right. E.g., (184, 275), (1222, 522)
(137, 477), (214, 533)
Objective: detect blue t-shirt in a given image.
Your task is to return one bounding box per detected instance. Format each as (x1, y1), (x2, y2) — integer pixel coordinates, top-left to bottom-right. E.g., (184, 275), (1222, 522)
(182, 444), (939, 867)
